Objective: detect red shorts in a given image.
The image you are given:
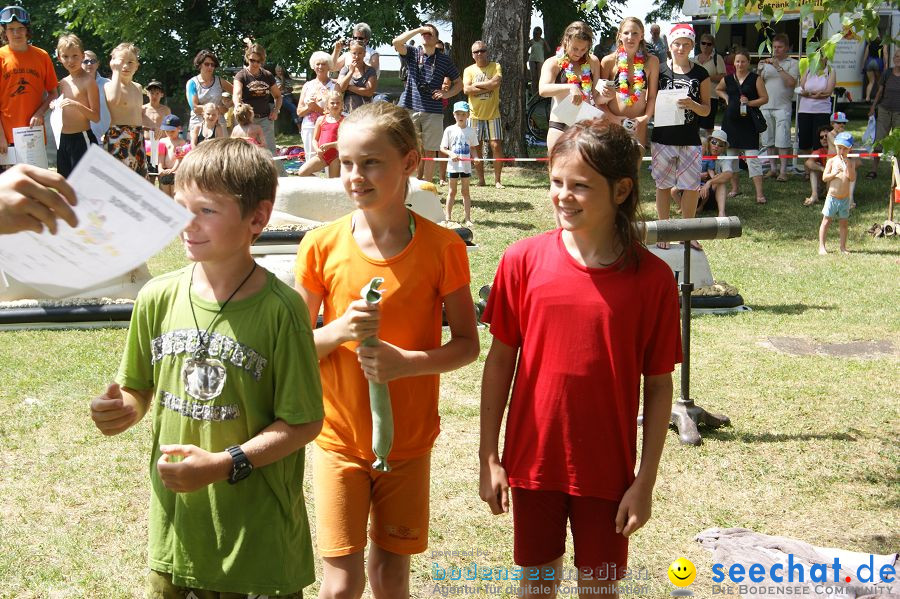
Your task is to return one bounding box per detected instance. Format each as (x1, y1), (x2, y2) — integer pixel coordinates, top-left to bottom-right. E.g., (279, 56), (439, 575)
(511, 487), (628, 578)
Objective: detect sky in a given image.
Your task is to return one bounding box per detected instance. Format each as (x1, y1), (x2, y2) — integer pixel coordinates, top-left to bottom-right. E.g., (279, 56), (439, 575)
(375, 0), (680, 71)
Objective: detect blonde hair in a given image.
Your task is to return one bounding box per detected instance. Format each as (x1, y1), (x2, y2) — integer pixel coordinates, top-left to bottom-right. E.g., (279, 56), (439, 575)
(340, 103), (420, 198)
(341, 102), (418, 156)
(175, 138), (277, 217)
(617, 17), (649, 57)
(56, 33), (83, 53)
(111, 42), (139, 60)
(560, 21), (593, 53)
(326, 90), (344, 103)
(202, 103), (219, 116)
(234, 103), (255, 126)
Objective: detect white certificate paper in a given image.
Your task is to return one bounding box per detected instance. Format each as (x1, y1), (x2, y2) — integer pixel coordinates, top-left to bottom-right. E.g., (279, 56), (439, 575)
(553, 95), (606, 127)
(0, 145), (191, 297)
(654, 88), (689, 128)
(12, 126), (49, 168)
(50, 106), (64, 149)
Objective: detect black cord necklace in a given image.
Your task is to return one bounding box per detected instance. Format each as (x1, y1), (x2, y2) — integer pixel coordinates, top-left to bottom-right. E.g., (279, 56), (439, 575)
(182, 261), (258, 401)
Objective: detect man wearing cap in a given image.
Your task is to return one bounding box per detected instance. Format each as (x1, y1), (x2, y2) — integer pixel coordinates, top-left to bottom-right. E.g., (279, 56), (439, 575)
(757, 33), (799, 181)
(0, 6), (58, 165)
(142, 80), (171, 143)
(393, 23), (463, 184)
(463, 40), (505, 188)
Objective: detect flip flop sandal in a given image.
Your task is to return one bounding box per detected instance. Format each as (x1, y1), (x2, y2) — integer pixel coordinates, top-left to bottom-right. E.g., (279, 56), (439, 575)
(727, 191), (742, 198)
(756, 196), (767, 204)
(777, 175), (789, 182)
(865, 171), (877, 179)
(803, 197), (816, 206)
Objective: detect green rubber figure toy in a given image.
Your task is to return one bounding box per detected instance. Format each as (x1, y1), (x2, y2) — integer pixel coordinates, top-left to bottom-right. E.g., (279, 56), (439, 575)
(360, 276), (393, 472)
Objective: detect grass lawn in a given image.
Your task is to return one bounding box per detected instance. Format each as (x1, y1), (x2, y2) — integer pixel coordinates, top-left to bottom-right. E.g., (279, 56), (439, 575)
(0, 120), (897, 598)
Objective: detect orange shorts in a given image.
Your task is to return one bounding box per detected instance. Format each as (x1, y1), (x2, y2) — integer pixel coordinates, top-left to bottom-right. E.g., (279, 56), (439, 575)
(313, 445), (431, 557)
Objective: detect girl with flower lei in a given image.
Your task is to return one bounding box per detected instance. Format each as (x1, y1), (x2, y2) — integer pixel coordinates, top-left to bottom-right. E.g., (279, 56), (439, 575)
(600, 17), (660, 147)
(538, 20), (608, 152)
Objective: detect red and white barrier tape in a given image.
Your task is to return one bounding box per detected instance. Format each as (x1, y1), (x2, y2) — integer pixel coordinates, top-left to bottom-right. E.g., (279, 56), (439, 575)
(422, 152), (882, 163)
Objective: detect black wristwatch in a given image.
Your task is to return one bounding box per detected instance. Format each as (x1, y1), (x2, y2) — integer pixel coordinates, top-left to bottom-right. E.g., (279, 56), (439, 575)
(226, 445), (253, 484)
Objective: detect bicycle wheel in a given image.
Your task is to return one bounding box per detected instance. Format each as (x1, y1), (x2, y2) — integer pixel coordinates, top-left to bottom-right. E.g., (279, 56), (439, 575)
(526, 97), (550, 142)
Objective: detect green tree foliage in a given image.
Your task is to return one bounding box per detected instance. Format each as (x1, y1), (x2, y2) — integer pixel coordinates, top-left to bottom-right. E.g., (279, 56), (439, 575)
(583, 0), (896, 73)
(48, 0), (437, 94)
(537, 0), (620, 50)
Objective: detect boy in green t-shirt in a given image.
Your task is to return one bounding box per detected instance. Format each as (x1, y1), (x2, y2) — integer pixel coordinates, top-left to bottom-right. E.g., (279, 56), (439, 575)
(90, 137), (324, 597)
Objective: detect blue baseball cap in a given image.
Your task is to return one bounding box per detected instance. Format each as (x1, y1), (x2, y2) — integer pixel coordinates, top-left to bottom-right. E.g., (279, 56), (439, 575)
(452, 101), (470, 113)
(160, 114), (182, 130)
(834, 132), (853, 148)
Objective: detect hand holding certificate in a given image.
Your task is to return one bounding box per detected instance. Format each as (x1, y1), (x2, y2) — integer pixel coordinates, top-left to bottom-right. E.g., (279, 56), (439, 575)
(553, 95), (606, 127)
(654, 88), (689, 128)
(0, 145), (192, 297)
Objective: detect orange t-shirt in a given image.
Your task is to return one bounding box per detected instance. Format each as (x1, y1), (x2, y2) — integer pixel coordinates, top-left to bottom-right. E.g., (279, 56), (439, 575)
(0, 44), (58, 144)
(295, 212), (470, 461)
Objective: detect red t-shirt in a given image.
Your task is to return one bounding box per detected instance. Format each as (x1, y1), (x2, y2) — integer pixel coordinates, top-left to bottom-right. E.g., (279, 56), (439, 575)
(482, 230), (682, 501)
(813, 147), (828, 167)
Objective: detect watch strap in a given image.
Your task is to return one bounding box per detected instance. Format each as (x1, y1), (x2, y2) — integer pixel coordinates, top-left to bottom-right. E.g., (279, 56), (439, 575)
(226, 445), (253, 484)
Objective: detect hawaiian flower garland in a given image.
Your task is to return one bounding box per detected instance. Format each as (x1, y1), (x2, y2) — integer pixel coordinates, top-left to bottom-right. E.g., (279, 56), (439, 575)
(557, 50), (593, 101)
(616, 47), (645, 106)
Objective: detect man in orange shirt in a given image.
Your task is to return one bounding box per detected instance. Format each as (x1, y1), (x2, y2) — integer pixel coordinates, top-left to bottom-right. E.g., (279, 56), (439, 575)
(0, 6), (58, 162)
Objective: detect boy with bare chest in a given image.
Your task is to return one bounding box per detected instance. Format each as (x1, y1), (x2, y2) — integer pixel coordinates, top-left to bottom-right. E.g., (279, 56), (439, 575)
(53, 34), (100, 177)
(105, 43), (146, 176)
(142, 80), (171, 142)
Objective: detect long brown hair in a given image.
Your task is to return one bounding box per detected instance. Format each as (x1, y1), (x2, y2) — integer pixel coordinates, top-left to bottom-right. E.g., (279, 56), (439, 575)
(559, 21), (593, 60)
(549, 119), (644, 269)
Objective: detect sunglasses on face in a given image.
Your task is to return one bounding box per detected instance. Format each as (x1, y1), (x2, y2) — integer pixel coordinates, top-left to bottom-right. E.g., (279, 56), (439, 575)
(473, 49), (487, 54)
(0, 5), (28, 24)
(710, 139), (725, 147)
(700, 41), (713, 46)
(82, 58), (98, 65)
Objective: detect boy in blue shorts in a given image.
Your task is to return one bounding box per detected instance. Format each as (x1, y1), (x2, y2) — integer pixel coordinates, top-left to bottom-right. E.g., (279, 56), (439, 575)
(90, 137), (324, 597)
(818, 132), (855, 255)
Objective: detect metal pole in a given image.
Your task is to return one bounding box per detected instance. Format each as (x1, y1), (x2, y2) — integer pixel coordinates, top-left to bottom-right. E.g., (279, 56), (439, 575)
(680, 240), (692, 406)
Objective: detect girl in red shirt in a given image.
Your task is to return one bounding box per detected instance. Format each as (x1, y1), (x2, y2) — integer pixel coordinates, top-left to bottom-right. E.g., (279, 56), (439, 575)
(480, 120), (681, 599)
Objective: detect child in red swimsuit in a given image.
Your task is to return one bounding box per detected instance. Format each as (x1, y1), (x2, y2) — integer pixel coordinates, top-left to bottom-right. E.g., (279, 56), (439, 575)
(297, 90), (344, 177)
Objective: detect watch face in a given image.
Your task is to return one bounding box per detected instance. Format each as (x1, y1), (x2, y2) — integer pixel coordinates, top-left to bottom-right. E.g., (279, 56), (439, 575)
(232, 462), (252, 481)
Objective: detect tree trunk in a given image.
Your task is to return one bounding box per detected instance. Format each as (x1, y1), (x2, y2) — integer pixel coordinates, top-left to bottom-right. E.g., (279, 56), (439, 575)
(535, 0), (580, 53)
(483, 0), (530, 157)
(449, 0), (485, 86)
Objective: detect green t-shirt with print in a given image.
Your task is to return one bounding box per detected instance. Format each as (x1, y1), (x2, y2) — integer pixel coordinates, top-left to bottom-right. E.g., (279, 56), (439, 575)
(116, 266), (323, 595)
